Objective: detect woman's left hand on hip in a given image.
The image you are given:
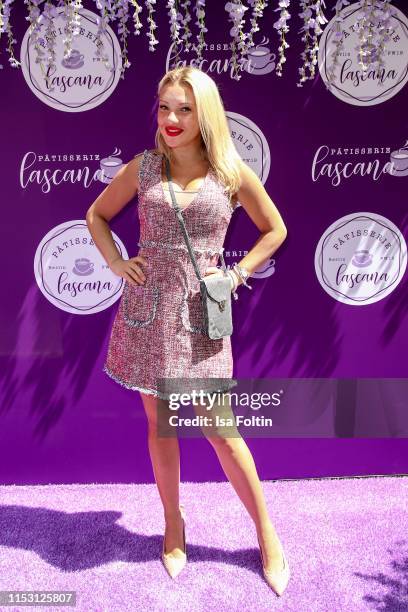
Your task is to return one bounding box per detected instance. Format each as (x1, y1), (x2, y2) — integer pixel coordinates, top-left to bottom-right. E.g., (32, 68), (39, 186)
(203, 266), (225, 278)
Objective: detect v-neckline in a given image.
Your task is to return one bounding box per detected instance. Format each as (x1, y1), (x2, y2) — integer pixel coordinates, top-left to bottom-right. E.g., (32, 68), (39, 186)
(159, 153), (211, 213)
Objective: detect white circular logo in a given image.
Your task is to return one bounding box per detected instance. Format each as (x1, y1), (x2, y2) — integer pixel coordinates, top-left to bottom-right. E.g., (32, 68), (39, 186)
(226, 112), (270, 186)
(314, 212), (407, 305)
(318, 1), (408, 106)
(20, 8), (122, 112)
(34, 220), (128, 314)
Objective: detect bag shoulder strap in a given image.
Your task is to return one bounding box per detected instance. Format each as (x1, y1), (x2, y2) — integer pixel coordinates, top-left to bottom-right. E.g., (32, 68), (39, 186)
(165, 156), (228, 282)
(164, 157), (203, 282)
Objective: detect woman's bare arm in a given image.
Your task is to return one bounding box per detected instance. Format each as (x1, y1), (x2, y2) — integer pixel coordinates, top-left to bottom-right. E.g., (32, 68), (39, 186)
(85, 153), (142, 268)
(233, 159), (287, 279)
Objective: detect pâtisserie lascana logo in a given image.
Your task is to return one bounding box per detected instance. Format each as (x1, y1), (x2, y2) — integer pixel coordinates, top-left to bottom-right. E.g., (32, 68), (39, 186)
(34, 220), (128, 314)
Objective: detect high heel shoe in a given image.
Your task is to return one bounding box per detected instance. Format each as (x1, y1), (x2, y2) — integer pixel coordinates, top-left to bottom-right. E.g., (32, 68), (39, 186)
(257, 535), (290, 596)
(161, 505), (187, 579)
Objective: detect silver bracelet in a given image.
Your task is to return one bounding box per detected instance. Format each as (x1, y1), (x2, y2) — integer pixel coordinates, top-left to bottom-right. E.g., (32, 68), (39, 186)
(226, 269), (239, 300)
(233, 264), (253, 290)
(228, 271), (239, 300)
(228, 269), (238, 290)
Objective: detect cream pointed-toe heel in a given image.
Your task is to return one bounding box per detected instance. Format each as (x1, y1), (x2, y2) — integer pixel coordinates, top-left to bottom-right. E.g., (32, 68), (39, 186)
(161, 505), (187, 579)
(257, 535), (290, 596)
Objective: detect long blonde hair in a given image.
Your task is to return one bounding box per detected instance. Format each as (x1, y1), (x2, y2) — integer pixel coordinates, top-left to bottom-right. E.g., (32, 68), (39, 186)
(154, 66), (242, 201)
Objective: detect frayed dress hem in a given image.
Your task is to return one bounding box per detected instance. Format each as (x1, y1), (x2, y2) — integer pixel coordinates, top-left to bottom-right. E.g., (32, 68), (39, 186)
(103, 364), (171, 399)
(103, 364), (238, 400)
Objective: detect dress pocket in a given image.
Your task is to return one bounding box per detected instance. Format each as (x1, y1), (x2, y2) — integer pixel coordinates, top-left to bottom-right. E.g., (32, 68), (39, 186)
(180, 286), (207, 334)
(122, 283), (159, 328)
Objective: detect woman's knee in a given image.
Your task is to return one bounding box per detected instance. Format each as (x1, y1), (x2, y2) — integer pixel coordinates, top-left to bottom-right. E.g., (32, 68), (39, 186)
(194, 395), (241, 446)
(202, 427), (242, 450)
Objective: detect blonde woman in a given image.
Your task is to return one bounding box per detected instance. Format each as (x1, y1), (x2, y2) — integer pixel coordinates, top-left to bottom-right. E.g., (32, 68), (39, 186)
(86, 67), (289, 596)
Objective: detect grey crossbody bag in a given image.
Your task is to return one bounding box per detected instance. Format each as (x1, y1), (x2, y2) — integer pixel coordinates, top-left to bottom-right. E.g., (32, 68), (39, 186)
(165, 156), (233, 340)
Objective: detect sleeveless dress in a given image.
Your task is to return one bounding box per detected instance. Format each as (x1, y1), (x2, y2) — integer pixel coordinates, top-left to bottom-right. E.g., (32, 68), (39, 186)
(103, 148), (237, 400)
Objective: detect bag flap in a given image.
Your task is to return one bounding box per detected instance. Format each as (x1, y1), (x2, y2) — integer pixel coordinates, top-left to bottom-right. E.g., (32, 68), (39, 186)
(201, 276), (231, 303)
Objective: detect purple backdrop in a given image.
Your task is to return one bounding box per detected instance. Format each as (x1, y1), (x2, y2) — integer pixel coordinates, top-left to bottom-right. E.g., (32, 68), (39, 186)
(1, 1), (407, 485)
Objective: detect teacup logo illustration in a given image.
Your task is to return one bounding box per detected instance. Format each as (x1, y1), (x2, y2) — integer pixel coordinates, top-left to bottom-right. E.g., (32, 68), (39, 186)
(73, 257), (94, 276)
(389, 141), (408, 177)
(34, 220), (128, 314)
(314, 213), (407, 305)
(61, 49), (85, 70)
(318, 1), (408, 106)
(245, 36), (276, 75)
(100, 147), (124, 184)
(20, 7), (122, 112)
(351, 250), (373, 268)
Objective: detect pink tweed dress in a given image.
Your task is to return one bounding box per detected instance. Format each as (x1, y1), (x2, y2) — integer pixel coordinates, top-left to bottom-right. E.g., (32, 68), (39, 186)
(103, 148), (236, 399)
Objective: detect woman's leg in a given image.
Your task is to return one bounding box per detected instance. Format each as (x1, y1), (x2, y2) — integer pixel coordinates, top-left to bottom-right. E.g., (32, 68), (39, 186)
(192, 392), (284, 571)
(140, 392), (185, 556)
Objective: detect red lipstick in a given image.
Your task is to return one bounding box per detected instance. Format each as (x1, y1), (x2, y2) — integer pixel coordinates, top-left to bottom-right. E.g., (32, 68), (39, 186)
(165, 127), (183, 136)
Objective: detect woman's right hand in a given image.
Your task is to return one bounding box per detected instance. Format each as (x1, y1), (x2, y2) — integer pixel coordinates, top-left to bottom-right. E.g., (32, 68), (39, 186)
(110, 255), (148, 286)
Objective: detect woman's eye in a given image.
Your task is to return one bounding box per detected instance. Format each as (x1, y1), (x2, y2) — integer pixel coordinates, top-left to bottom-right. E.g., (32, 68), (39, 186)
(159, 105), (190, 112)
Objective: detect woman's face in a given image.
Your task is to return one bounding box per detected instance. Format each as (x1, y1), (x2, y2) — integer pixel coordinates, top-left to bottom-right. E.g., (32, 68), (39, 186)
(158, 83), (202, 150)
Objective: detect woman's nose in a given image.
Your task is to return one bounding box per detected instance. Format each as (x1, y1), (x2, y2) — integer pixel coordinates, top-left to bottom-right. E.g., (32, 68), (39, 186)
(168, 111), (178, 123)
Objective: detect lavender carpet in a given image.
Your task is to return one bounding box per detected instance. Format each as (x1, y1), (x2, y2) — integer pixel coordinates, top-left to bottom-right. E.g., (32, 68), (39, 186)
(0, 475), (407, 611)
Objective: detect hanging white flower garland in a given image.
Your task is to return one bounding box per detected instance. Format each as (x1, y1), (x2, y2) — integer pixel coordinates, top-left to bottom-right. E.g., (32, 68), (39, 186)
(326, 0), (396, 91)
(129, 0), (143, 37)
(193, 0), (207, 62)
(224, 1), (250, 81)
(145, 0), (159, 52)
(272, 0), (291, 77)
(297, 0), (328, 86)
(356, 0), (396, 82)
(62, 0), (81, 62)
(245, 0), (269, 55)
(179, 0), (193, 52)
(167, 0), (182, 51)
(0, 0), (24, 69)
(0, 0), (397, 88)
(41, 2), (58, 89)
